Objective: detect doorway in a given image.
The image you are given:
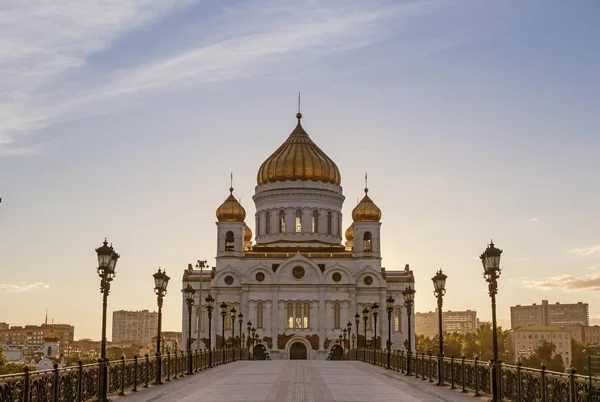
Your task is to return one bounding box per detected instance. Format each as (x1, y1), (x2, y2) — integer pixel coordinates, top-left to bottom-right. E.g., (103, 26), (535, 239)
(290, 342), (307, 360)
(330, 345), (343, 360)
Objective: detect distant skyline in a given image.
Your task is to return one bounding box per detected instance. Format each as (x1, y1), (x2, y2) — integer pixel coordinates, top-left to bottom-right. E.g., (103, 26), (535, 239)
(1, 1), (599, 340)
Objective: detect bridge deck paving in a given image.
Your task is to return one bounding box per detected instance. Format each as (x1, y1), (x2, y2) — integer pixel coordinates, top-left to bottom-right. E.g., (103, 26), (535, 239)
(113, 361), (483, 402)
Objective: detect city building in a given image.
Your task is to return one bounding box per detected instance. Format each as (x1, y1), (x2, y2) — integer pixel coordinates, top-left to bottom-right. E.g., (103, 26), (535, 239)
(511, 300), (589, 329)
(565, 324), (600, 345)
(415, 310), (478, 338)
(507, 324), (572, 367)
(111, 310), (158, 348)
(181, 112), (415, 360)
(0, 323), (74, 346)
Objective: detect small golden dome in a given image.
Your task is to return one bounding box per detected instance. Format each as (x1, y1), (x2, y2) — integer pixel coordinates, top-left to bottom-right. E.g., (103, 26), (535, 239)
(43, 331), (60, 343)
(216, 188), (246, 222)
(257, 113), (341, 185)
(243, 223), (252, 242)
(352, 188), (382, 222)
(345, 224), (354, 241)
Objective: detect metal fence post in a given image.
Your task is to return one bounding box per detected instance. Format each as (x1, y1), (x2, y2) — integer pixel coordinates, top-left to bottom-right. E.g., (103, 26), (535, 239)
(461, 356), (467, 393)
(77, 360), (83, 402)
(133, 355), (138, 393)
(516, 362), (522, 402)
(540, 364), (547, 402)
(166, 350), (171, 382)
(450, 356), (455, 389)
(144, 354), (149, 388)
(52, 363), (59, 402)
(569, 367), (577, 402)
(119, 355), (126, 396)
(474, 356), (480, 397)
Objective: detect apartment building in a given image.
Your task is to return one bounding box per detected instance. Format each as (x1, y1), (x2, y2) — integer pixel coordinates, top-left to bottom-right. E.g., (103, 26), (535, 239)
(511, 300), (589, 329)
(112, 310), (158, 348)
(507, 325), (572, 366)
(415, 309), (478, 338)
(0, 323), (74, 346)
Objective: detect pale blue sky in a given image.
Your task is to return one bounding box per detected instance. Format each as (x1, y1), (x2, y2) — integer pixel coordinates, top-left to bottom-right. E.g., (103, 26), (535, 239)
(0, 0), (599, 340)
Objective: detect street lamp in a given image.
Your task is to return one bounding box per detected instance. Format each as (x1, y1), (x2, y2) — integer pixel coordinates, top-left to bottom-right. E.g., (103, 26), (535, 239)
(247, 321), (252, 357)
(220, 302), (227, 362)
(230, 307), (237, 361)
(205, 294), (214, 368)
(354, 313), (360, 349)
(238, 313), (244, 354)
(362, 307), (368, 361)
(251, 327), (256, 358)
(96, 239), (119, 402)
(153, 268), (170, 385)
(182, 283), (195, 375)
(342, 330), (347, 359)
(346, 322), (352, 360)
(386, 295), (395, 369)
(480, 241), (503, 402)
(403, 286), (415, 376)
(432, 269), (447, 385)
(372, 302), (379, 362)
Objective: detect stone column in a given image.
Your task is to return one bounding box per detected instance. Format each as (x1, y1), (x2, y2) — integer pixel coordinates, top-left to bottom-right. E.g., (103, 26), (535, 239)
(318, 286), (325, 349)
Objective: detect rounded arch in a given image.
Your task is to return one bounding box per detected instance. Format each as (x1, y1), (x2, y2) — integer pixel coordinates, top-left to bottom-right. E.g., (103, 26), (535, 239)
(213, 268), (243, 287)
(284, 336), (312, 360)
(244, 264), (276, 284)
(356, 266), (383, 287)
(276, 254), (323, 283)
(323, 263), (353, 284)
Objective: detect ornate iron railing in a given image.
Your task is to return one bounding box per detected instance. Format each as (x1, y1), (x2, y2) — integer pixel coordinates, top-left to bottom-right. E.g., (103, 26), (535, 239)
(0, 347), (243, 402)
(352, 349), (599, 402)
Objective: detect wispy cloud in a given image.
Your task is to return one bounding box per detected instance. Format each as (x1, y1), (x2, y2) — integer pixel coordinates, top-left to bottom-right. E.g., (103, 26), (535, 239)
(0, 282), (50, 293)
(529, 217), (539, 222)
(523, 274), (600, 291)
(567, 245), (600, 256)
(0, 0), (458, 154)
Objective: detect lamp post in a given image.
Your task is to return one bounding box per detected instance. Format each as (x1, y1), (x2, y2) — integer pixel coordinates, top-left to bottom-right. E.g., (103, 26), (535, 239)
(238, 313), (243, 355)
(153, 268), (170, 385)
(372, 302), (379, 362)
(354, 313), (360, 350)
(182, 284), (195, 375)
(403, 286), (415, 376)
(230, 307), (236, 361)
(346, 322), (352, 360)
(96, 239), (119, 402)
(386, 295), (395, 369)
(431, 269), (447, 385)
(480, 241), (503, 402)
(205, 294), (214, 368)
(220, 302), (227, 362)
(247, 321), (252, 358)
(251, 327), (256, 359)
(342, 328), (347, 360)
(362, 307), (368, 361)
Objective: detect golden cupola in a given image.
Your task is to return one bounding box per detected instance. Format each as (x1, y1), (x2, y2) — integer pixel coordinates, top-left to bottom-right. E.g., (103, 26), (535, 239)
(216, 187), (246, 222)
(345, 224), (354, 241)
(352, 188), (382, 222)
(257, 113), (341, 185)
(243, 223), (253, 242)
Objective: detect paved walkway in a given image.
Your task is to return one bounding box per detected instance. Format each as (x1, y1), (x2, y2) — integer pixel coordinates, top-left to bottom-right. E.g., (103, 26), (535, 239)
(114, 361), (483, 402)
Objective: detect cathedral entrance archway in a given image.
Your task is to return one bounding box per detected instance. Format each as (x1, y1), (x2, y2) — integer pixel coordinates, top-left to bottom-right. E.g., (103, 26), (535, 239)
(290, 342), (307, 360)
(330, 345), (343, 360)
(253, 344), (267, 360)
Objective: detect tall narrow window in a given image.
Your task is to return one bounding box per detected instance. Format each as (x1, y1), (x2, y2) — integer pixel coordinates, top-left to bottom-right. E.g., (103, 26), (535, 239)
(394, 308), (401, 332)
(303, 302), (310, 328)
(295, 209), (302, 232)
(327, 211), (332, 235)
(312, 210), (319, 233)
(225, 305), (232, 329)
(225, 231), (235, 251)
(363, 231), (372, 252)
(337, 217), (342, 237)
(256, 216), (260, 236)
(287, 302), (294, 328)
(257, 302), (264, 328)
(295, 302), (303, 329)
(333, 302), (341, 329)
(265, 211), (271, 234)
(279, 210), (285, 233)
(366, 306), (373, 331)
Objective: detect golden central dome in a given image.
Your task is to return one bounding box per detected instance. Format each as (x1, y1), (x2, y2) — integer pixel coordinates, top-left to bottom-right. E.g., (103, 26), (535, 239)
(257, 113), (341, 185)
(216, 188), (246, 222)
(352, 188), (381, 222)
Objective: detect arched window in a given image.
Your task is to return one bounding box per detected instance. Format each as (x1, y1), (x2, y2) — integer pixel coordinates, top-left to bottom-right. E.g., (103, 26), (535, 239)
(47, 346), (52, 356)
(225, 231), (235, 251)
(337, 216), (342, 237)
(333, 302), (341, 329)
(304, 302), (310, 328)
(265, 211), (271, 234)
(256, 215), (260, 236)
(287, 302), (294, 328)
(363, 231), (372, 252)
(365, 305), (373, 331)
(295, 302), (302, 329)
(295, 209), (302, 232)
(327, 211), (332, 235)
(257, 302), (264, 328)
(312, 210), (319, 232)
(279, 210), (286, 233)
(225, 304), (232, 329)
(394, 308), (401, 332)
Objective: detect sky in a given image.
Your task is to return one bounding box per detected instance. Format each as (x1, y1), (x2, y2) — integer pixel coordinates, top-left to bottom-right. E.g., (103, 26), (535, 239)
(0, 0), (599, 341)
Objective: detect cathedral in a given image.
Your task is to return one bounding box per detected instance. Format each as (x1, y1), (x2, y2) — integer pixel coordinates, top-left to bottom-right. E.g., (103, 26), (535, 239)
(181, 112), (415, 360)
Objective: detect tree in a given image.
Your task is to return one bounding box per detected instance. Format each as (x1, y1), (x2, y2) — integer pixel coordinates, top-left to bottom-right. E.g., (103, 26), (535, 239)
(571, 339), (588, 375)
(0, 347), (7, 368)
(521, 353), (543, 369)
(536, 340), (556, 362)
(462, 332), (478, 358)
(547, 354), (565, 373)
